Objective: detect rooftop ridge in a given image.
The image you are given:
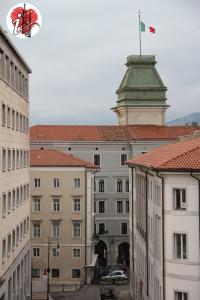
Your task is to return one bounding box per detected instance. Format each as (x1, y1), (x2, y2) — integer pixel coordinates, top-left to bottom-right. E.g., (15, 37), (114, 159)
(126, 55), (156, 66)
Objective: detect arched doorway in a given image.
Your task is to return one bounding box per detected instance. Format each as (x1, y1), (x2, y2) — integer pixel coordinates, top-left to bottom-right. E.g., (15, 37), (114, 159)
(117, 242), (129, 266)
(95, 240), (107, 269)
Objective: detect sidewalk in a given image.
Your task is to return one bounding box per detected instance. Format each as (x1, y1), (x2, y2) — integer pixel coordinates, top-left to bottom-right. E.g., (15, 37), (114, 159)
(119, 290), (131, 300)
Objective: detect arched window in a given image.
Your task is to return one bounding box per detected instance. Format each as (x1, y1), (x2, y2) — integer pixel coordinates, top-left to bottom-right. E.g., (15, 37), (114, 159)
(99, 179), (104, 192)
(125, 180), (129, 192)
(117, 179), (122, 192)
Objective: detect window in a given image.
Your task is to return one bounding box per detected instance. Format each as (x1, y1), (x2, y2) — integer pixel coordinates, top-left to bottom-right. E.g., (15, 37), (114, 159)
(2, 193), (6, 216)
(2, 103), (6, 126)
(99, 223), (105, 234)
(2, 239), (6, 260)
(117, 201), (123, 213)
(2, 148), (6, 171)
(33, 248), (40, 257)
(94, 154), (100, 166)
(73, 248), (80, 258)
(34, 178), (40, 188)
(53, 178), (60, 188)
(52, 269), (60, 278)
(7, 234), (11, 256)
(7, 149), (11, 171)
(12, 149), (15, 170)
(73, 199), (80, 212)
(72, 269), (80, 278)
(121, 223), (127, 234)
(12, 230), (15, 250)
(174, 233), (187, 259)
(32, 268), (40, 278)
(52, 247), (60, 257)
(125, 180), (129, 192)
(175, 291), (188, 300)
(126, 201), (129, 213)
(99, 179), (104, 192)
(33, 198), (41, 212)
(16, 226), (19, 245)
(52, 222), (60, 238)
(99, 201), (105, 213)
(121, 154), (127, 165)
(73, 222), (81, 238)
(173, 188), (186, 210)
(117, 179), (122, 192)
(74, 178), (80, 188)
(53, 198), (60, 212)
(7, 107), (11, 128)
(8, 191), (11, 212)
(32, 223), (41, 238)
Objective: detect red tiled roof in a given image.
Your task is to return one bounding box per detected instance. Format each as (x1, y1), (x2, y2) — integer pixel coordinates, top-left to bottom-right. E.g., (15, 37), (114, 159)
(126, 137), (200, 171)
(30, 125), (200, 142)
(30, 149), (97, 168)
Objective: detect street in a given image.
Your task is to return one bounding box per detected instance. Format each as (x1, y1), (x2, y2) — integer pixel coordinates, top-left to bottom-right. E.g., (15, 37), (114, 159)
(51, 284), (131, 300)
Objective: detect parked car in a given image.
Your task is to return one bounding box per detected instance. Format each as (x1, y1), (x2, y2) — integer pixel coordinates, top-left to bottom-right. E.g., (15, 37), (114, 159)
(101, 264), (126, 276)
(101, 270), (128, 285)
(100, 287), (116, 299)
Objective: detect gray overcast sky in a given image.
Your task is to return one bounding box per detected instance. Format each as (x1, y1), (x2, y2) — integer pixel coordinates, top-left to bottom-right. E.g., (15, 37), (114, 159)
(1, 0), (200, 125)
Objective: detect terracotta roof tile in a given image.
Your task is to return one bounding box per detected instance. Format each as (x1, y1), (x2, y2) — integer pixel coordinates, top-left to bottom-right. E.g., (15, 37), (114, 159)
(30, 125), (200, 142)
(30, 149), (97, 168)
(127, 137), (200, 171)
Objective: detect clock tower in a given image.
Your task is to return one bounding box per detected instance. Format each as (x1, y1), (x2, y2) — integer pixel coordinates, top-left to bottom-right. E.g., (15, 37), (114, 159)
(112, 55), (169, 125)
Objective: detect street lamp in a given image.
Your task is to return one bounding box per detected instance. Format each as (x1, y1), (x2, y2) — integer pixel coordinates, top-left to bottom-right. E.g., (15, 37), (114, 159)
(46, 237), (60, 300)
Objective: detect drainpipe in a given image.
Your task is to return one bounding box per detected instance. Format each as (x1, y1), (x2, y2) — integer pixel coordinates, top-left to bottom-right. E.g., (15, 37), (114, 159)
(139, 167), (149, 297)
(156, 172), (165, 300)
(190, 173), (200, 250)
(131, 167), (135, 299)
(85, 170), (87, 284)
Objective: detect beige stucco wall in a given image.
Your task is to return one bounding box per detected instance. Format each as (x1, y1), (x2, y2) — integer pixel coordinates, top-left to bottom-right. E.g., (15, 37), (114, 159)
(31, 166), (94, 287)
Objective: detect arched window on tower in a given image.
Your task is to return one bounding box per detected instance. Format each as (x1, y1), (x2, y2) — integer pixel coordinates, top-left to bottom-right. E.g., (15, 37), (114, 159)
(117, 179), (123, 193)
(99, 179), (104, 193)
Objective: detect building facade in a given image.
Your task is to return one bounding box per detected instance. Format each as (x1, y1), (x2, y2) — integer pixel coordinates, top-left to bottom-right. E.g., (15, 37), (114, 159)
(0, 26), (31, 300)
(30, 54), (200, 272)
(30, 149), (97, 292)
(127, 137), (200, 300)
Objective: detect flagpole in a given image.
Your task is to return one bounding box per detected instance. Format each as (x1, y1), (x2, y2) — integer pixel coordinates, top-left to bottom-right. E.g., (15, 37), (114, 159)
(138, 10), (142, 57)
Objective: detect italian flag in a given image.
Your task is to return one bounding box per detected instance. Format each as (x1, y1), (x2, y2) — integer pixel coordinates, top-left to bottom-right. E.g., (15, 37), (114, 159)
(140, 21), (155, 33)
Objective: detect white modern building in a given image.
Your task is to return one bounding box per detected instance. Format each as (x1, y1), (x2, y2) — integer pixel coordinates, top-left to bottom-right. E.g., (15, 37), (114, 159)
(127, 136), (200, 300)
(0, 26), (31, 300)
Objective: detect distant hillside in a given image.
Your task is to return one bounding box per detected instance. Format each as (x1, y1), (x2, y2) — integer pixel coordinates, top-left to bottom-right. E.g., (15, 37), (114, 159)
(168, 112), (200, 126)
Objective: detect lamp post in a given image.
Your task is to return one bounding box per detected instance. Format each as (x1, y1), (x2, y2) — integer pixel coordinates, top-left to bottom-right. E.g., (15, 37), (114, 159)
(46, 237), (60, 300)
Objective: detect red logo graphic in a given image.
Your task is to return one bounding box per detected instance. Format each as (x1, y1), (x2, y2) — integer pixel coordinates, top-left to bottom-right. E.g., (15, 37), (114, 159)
(7, 3), (42, 39)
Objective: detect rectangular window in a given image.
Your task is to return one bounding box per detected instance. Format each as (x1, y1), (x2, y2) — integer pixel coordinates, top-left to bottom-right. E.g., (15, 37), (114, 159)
(173, 188), (186, 210)
(73, 248), (80, 258)
(72, 269), (80, 278)
(53, 178), (60, 188)
(34, 178), (40, 188)
(8, 191), (11, 212)
(99, 201), (105, 213)
(12, 230), (15, 251)
(7, 149), (11, 171)
(33, 198), (41, 212)
(174, 291), (188, 300)
(52, 269), (60, 278)
(33, 248), (40, 257)
(2, 239), (6, 260)
(99, 223), (105, 234)
(52, 247), (60, 257)
(16, 226), (19, 245)
(174, 233), (187, 259)
(32, 268), (40, 278)
(2, 193), (6, 216)
(121, 223), (127, 235)
(121, 154), (127, 165)
(74, 178), (80, 188)
(7, 107), (11, 128)
(73, 222), (81, 238)
(12, 149), (15, 170)
(2, 148), (6, 171)
(117, 201), (123, 213)
(2, 103), (6, 126)
(73, 199), (80, 212)
(126, 201), (129, 213)
(7, 234), (11, 256)
(53, 198), (60, 212)
(33, 223), (41, 238)
(94, 154), (100, 166)
(52, 222), (60, 238)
